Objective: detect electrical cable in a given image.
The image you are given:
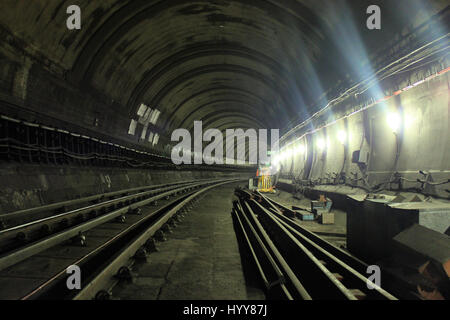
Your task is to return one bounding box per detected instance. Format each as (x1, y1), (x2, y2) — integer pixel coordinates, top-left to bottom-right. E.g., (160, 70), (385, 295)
(281, 33), (450, 143)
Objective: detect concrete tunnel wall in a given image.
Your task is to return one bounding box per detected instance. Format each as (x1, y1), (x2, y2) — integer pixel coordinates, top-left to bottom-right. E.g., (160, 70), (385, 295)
(0, 164), (242, 214)
(278, 60), (450, 199)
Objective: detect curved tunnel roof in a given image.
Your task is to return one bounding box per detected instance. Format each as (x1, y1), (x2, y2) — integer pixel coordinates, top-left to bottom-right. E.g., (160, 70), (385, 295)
(0, 0), (446, 143)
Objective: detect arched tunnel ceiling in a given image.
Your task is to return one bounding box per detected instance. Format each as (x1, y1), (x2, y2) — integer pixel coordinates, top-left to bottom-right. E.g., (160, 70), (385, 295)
(73, 0), (328, 134)
(0, 0), (447, 144)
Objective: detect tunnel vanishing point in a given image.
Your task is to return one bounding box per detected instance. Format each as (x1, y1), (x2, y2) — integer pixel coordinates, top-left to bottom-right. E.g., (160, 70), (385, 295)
(0, 1), (449, 302)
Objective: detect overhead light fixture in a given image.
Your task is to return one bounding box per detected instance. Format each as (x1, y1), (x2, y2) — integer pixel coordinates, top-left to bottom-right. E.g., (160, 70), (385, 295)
(387, 112), (401, 133)
(296, 144), (305, 154)
(286, 148), (293, 158)
(271, 157), (281, 172)
(272, 156), (278, 166)
(317, 138), (326, 151)
(272, 154), (280, 167)
(337, 130), (347, 144)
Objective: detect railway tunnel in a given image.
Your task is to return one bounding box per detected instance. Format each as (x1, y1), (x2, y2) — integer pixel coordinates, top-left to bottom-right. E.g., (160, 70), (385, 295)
(0, 0), (449, 303)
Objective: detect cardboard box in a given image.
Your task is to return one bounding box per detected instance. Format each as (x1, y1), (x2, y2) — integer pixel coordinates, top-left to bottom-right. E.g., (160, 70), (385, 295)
(321, 212), (335, 224)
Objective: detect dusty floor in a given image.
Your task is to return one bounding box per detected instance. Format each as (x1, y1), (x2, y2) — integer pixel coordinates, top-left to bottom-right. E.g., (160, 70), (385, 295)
(112, 183), (265, 300)
(266, 190), (347, 248)
(111, 186), (350, 300)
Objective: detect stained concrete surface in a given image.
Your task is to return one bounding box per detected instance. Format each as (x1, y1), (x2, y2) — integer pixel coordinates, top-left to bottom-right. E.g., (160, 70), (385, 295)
(266, 190), (347, 248)
(112, 183), (265, 300)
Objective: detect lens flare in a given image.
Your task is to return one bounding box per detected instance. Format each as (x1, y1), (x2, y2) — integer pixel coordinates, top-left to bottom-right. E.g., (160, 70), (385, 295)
(337, 130), (347, 144)
(387, 112), (401, 133)
(296, 144), (305, 154)
(317, 138), (326, 151)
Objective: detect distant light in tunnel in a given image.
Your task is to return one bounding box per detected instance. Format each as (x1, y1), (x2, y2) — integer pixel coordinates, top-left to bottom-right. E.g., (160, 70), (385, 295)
(387, 112), (401, 133)
(271, 154), (280, 168)
(271, 147), (292, 168)
(296, 144), (305, 155)
(337, 130), (347, 144)
(286, 148), (293, 159)
(404, 113), (416, 130)
(317, 138), (326, 151)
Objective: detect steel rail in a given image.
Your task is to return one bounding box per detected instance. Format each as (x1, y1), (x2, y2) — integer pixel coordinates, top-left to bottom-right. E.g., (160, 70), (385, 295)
(251, 199), (358, 300)
(21, 200), (181, 300)
(234, 189), (397, 300)
(232, 202), (293, 300)
(262, 204), (397, 300)
(73, 179), (240, 300)
(260, 192), (398, 300)
(253, 200), (396, 300)
(0, 179), (227, 272)
(238, 199), (312, 300)
(0, 178), (205, 226)
(232, 208), (270, 288)
(255, 191), (368, 274)
(0, 181), (203, 247)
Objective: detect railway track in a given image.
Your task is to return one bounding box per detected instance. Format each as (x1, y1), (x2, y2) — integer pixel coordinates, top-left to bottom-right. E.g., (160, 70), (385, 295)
(0, 178), (240, 300)
(233, 188), (398, 300)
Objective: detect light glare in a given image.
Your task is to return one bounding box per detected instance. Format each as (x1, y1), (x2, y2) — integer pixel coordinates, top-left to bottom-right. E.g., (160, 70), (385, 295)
(296, 144), (305, 154)
(286, 148), (293, 158)
(387, 112), (401, 133)
(317, 138), (326, 151)
(337, 130), (347, 144)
